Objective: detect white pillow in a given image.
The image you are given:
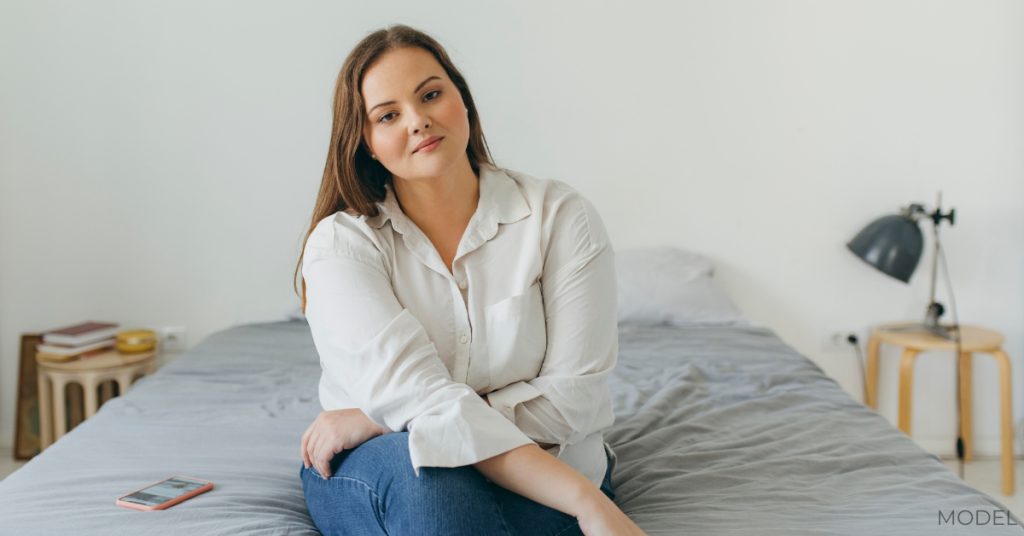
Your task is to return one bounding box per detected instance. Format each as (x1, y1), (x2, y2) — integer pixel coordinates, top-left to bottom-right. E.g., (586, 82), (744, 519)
(615, 247), (749, 326)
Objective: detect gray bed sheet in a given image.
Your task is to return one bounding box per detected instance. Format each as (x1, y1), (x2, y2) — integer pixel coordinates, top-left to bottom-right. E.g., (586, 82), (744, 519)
(0, 320), (1020, 535)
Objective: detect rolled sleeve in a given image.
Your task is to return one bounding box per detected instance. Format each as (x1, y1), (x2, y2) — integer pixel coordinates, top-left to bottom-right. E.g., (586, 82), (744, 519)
(485, 195), (618, 455)
(303, 217), (533, 476)
(487, 381), (543, 422)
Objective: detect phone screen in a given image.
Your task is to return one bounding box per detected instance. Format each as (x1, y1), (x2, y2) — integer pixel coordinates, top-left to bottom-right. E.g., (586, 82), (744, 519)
(119, 477), (208, 507)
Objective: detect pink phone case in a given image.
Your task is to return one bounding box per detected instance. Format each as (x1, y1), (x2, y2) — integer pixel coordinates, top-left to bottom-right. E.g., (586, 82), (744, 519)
(115, 475), (214, 511)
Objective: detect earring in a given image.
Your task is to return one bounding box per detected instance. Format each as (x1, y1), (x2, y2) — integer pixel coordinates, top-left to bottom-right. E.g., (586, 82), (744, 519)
(371, 154), (377, 160)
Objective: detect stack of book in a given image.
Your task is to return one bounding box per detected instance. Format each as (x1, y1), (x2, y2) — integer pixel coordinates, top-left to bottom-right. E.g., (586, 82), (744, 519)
(37, 321), (120, 362)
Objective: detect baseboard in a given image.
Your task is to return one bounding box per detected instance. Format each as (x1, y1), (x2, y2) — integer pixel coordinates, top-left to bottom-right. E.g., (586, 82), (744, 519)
(916, 438), (1022, 459)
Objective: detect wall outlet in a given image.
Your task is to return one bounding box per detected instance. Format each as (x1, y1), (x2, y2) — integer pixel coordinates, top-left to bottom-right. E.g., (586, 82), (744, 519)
(821, 325), (864, 350)
(159, 326), (187, 354)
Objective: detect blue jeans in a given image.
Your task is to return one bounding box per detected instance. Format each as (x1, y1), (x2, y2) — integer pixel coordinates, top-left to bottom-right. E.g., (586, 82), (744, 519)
(300, 432), (616, 535)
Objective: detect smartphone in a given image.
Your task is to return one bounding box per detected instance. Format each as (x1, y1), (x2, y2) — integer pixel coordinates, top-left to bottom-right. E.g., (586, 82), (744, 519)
(115, 476), (214, 511)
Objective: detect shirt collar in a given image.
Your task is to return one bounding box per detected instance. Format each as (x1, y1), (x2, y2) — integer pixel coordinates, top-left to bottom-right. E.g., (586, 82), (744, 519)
(366, 164), (531, 237)
(364, 164), (530, 275)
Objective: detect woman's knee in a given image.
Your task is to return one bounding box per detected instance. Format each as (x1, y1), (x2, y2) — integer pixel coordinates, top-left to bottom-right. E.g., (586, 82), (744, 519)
(336, 432), (413, 482)
(343, 432), (487, 498)
(352, 431), (412, 461)
(299, 433), (411, 512)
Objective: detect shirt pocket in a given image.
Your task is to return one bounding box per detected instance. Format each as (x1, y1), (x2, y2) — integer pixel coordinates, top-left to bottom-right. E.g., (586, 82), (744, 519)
(483, 281), (548, 389)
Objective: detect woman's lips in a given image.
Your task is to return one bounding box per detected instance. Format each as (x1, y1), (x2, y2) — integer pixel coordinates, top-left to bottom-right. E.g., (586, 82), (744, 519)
(414, 137), (443, 154)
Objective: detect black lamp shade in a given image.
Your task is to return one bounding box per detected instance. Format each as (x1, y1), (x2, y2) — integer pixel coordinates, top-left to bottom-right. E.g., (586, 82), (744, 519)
(846, 214), (923, 283)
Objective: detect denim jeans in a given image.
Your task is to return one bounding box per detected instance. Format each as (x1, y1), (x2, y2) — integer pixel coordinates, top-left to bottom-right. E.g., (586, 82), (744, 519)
(300, 432), (616, 535)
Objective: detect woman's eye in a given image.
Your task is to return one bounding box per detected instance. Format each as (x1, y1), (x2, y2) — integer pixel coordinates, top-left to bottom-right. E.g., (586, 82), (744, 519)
(376, 92), (439, 124)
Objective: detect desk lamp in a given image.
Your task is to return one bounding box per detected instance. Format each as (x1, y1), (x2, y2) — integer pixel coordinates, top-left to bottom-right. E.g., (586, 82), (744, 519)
(846, 192), (957, 339)
(847, 191), (965, 478)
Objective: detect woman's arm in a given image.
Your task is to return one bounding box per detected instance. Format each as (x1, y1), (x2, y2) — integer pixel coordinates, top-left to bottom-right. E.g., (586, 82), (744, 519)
(473, 443), (595, 517)
(473, 444), (645, 535)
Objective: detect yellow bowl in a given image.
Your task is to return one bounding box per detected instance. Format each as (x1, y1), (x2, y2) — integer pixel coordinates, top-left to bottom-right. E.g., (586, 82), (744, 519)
(116, 329), (157, 353)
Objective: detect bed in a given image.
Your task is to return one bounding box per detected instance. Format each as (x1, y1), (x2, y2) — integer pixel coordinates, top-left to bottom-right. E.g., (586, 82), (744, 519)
(1, 315), (1020, 535)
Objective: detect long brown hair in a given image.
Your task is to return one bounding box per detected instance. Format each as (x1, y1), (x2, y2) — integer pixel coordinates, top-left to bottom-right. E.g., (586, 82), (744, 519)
(293, 25), (494, 314)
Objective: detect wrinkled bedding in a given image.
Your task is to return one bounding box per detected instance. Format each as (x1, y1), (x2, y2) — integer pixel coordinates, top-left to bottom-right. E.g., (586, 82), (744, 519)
(0, 320), (1018, 535)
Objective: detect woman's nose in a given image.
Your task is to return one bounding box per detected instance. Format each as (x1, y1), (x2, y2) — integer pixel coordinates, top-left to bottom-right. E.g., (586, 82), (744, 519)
(408, 110), (431, 134)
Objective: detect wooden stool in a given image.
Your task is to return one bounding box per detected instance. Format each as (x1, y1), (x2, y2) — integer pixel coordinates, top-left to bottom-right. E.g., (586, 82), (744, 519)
(865, 322), (1014, 495)
(36, 349), (157, 450)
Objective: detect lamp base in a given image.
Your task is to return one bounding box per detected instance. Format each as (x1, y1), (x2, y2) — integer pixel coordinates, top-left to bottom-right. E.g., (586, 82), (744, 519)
(923, 301), (958, 340)
(924, 323), (959, 341)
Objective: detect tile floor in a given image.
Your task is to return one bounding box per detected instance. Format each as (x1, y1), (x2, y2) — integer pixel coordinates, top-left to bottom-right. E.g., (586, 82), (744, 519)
(940, 456), (1024, 514)
(2, 447), (1022, 516)
(1, 447), (28, 482)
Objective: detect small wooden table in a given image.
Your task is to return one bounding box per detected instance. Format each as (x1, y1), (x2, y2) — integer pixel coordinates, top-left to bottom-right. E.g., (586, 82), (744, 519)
(865, 322), (1014, 495)
(35, 349), (157, 450)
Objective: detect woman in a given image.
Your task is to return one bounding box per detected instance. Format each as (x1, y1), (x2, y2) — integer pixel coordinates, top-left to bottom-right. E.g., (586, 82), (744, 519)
(294, 25), (644, 536)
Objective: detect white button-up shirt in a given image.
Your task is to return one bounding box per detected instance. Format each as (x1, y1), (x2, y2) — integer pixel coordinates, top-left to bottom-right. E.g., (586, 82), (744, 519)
(302, 164), (617, 487)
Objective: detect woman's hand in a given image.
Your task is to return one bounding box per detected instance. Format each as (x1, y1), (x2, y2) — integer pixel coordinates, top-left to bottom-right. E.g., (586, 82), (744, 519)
(576, 493), (647, 536)
(301, 409), (389, 479)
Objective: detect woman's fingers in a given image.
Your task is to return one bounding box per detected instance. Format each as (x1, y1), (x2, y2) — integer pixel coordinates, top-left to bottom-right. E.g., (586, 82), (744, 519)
(302, 437), (312, 469)
(301, 423), (314, 468)
(314, 434), (335, 479)
(307, 429), (323, 475)
(312, 428), (336, 479)
(301, 414), (323, 468)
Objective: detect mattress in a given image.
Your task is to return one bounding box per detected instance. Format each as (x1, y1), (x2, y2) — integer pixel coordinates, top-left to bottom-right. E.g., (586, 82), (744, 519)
(0, 320), (1019, 535)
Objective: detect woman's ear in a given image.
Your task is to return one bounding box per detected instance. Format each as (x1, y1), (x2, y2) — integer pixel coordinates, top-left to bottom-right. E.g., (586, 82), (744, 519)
(360, 126), (372, 151)
(361, 136), (375, 160)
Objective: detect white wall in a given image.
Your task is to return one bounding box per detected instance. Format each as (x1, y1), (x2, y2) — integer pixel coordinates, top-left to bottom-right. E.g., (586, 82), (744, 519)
(2, 0), (1022, 457)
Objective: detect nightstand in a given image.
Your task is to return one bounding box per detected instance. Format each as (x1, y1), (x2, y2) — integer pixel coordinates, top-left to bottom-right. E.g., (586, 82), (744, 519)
(35, 349), (157, 450)
(865, 322), (1014, 495)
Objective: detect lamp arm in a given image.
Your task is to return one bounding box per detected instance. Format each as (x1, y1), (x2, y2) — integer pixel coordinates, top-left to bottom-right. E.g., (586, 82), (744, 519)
(899, 203), (955, 227)
(929, 217), (941, 313)
(921, 190), (955, 331)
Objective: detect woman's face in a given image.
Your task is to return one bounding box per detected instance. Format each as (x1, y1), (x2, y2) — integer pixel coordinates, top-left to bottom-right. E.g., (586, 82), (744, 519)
(361, 46), (471, 182)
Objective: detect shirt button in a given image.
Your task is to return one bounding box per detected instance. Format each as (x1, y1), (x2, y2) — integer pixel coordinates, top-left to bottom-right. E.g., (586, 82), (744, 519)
(459, 334), (468, 344)
(458, 279), (467, 290)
